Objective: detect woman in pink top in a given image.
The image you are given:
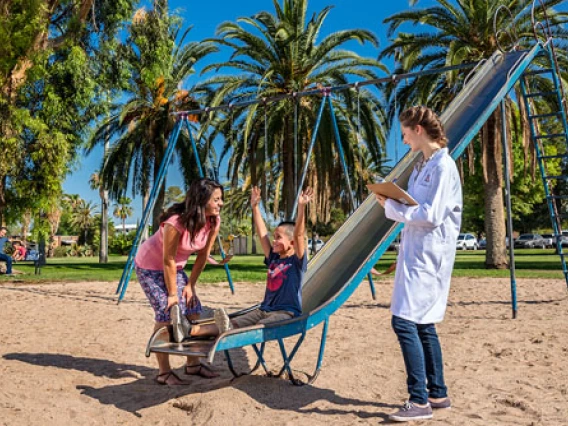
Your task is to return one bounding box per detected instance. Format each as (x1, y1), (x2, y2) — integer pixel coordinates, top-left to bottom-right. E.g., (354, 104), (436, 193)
(135, 178), (223, 386)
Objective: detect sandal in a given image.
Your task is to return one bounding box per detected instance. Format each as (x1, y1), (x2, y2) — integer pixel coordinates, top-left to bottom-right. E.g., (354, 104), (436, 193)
(185, 363), (220, 379)
(155, 370), (186, 386)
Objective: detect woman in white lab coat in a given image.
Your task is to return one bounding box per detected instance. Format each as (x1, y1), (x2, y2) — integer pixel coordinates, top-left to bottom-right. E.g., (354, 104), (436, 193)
(376, 106), (462, 422)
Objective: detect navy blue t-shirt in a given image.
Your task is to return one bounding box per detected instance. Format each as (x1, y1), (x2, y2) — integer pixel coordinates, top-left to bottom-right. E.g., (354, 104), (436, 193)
(260, 249), (307, 316)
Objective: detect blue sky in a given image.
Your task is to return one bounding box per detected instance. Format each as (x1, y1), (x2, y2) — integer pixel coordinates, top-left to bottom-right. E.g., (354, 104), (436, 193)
(63, 0), (564, 222)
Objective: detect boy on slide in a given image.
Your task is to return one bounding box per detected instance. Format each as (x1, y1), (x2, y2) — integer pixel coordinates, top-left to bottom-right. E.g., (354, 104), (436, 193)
(172, 186), (313, 339)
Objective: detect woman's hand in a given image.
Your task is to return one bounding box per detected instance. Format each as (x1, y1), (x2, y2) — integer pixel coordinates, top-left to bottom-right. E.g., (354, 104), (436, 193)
(182, 284), (194, 304)
(166, 294), (179, 312)
(182, 284), (201, 311)
(375, 194), (387, 207)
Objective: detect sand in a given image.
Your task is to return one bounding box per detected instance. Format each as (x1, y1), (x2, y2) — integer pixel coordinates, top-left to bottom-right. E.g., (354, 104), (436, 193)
(0, 276), (567, 425)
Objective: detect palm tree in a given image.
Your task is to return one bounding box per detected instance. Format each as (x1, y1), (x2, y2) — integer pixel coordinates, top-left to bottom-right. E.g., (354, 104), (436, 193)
(70, 199), (96, 245)
(164, 185), (185, 207)
(89, 172), (109, 263)
(87, 1), (218, 232)
(113, 196), (134, 235)
(201, 0), (388, 219)
(380, 0), (568, 268)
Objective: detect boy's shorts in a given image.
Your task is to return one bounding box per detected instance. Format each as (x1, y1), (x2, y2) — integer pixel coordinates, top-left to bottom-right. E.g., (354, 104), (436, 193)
(232, 308), (294, 329)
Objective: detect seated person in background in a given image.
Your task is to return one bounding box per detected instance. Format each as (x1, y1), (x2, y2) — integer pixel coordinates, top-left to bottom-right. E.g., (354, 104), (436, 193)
(0, 227), (13, 275)
(174, 186), (313, 339)
(12, 242), (26, 261)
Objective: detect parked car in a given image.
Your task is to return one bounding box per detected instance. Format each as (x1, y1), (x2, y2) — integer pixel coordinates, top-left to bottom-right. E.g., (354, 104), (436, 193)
(479, 238), (510, 249)
(308, 238), (324, 254)
(456, 233), (478, 250)
(541, 234), (555, 248)
(388, 237), (401, 253)
(514, 233), (546, 249)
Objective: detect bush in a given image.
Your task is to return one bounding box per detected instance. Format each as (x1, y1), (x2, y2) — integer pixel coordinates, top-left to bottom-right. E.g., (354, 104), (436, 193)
(53, 246), (68, 257)
(110, 233), (135, 255)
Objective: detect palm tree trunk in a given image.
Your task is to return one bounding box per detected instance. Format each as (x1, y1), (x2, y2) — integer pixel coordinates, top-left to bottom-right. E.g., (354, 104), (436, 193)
(152, 138), (166, 233)
(142, 189), (150, 241)
(250, 132), (257, 255)
(283, 118), (296, 219)
(100, 194), (108, 263)
(482, 112), (508, 269)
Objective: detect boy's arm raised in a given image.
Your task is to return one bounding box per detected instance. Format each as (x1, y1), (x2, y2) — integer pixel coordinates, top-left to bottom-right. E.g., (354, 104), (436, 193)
(251, 186), (272, 258)
(295, 187), (313, 260)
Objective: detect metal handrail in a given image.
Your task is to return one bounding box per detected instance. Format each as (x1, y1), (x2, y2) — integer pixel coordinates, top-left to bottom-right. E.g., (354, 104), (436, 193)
(493, 5), (519, 53)
(463, 59), (488, 87)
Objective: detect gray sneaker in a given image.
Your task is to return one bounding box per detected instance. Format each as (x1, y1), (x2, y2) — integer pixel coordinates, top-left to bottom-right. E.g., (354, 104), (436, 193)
(214, 308), (232, 334)
(170, 304), (191, 343)
(389, 401), (433, 422)
(429, 397), (451, 409)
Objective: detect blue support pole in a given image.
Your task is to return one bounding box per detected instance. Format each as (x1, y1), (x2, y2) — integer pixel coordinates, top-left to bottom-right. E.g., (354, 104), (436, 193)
(501, 100), (517, 318)
(185, 120), (235, 294)
(326, 95), (356, 210)
(326, 95), (377, 298)
(116, 118), (184, 302)
(314, 318), (329, 372)
(291, 97), (327, 219)
(367, 273), (377, 300)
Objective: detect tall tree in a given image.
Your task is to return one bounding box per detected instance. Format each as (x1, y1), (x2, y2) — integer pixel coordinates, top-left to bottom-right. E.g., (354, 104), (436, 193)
(0, 0), (134, 225)
(88, 2), (218, 232)
(70, 199), (95, 245)
(381, 0), (568, 268)
(89, 172), (109, 263)
(202, 0), (388, 219)
(113, 196), (133, 235)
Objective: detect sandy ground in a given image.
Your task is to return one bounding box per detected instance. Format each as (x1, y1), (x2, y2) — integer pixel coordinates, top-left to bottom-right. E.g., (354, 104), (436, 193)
(0, 276), (567, 426)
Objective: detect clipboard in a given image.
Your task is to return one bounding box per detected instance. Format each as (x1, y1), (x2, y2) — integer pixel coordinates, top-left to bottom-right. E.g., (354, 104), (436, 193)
(367, 181), (418, 206)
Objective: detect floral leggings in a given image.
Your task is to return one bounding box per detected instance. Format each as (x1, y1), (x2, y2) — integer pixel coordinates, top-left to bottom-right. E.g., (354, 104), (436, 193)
(135, 266), (202, 322)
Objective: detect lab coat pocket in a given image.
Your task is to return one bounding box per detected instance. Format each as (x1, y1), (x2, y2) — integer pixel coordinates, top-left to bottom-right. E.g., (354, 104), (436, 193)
(407, 227), (443, 274)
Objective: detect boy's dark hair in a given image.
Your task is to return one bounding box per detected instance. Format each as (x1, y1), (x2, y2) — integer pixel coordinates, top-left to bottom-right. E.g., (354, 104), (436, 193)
(0, 227), (7, 232)
(276, 221), (296, 239)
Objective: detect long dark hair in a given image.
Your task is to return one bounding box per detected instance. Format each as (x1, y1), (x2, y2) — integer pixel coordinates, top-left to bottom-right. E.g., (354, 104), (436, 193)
(160, 178), (223, 242)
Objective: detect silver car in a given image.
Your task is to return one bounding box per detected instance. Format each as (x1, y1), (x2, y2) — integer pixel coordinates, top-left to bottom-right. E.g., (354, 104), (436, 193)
(513, 234), (546, 249)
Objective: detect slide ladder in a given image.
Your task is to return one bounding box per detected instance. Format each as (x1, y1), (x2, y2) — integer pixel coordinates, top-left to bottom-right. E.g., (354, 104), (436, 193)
(520, 42), (568, 287)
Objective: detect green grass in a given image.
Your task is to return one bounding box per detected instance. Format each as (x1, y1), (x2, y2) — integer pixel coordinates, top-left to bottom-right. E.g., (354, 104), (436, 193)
(2, 248), (565, 284)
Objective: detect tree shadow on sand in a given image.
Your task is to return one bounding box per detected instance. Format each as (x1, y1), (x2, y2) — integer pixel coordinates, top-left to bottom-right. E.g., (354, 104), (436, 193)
(4, 351), (396, 421)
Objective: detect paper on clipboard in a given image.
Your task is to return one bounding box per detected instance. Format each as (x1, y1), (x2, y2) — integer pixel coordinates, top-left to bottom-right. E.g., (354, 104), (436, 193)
(367, 181), (418, 206)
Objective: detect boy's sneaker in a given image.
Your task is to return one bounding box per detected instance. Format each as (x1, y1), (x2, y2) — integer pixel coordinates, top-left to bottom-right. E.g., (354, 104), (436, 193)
(214, 308), (232, 334)
(389, 401), (433, 422)
(170, 304), (191, 343)
(429, 397), (451, 409)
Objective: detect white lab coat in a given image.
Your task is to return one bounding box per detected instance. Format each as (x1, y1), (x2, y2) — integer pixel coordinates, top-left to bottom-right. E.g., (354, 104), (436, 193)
(384, 148), (462, 324)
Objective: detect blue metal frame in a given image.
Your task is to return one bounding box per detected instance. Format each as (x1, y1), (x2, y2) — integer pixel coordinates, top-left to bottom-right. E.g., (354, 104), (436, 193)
(291, 92), (378, 300)
(116, 116), (234, 302)
(520, 43), (568, 287)
(501, 99), (518, 318)
(116, 119), (184, 301)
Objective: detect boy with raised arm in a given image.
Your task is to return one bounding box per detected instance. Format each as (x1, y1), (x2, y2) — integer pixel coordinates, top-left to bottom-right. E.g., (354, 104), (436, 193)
(179, 186), (313, 338)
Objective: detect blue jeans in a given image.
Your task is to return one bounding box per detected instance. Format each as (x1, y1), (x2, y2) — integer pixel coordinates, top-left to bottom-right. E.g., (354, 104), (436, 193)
(0, 253), (12, 274)
(391, 315), (448, 404)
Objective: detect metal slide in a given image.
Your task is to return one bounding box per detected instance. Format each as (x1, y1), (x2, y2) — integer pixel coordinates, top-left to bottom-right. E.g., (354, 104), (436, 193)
(301, 44), (544, 315)
(147, 44), (545, 383)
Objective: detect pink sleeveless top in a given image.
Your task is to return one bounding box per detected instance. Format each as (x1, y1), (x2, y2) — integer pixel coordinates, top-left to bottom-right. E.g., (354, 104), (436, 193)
(135, 214), (220, 271)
